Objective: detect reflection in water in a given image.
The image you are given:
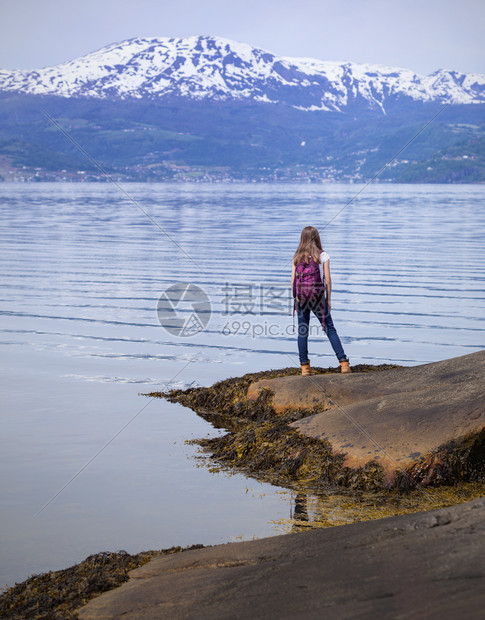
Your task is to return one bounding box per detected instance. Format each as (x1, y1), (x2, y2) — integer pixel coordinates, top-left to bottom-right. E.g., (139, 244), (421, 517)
(279, 483), (485, 534)
(291, 494), (310, 530)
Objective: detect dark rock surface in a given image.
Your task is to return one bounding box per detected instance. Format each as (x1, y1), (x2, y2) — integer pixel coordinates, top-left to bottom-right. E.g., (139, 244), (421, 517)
(78, 497), (485, 619)
(247, 351), (485, 484)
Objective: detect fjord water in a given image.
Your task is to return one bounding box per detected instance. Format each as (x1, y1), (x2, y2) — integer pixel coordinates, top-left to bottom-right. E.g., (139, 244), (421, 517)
(1, 182), (484, 587)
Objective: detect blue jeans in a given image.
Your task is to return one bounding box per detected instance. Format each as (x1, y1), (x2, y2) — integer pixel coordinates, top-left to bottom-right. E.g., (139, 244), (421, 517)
(296, 300), (347, 364)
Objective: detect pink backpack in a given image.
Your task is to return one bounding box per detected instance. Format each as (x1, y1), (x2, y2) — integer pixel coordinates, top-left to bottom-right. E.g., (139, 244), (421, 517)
(293, 256), (326, 329)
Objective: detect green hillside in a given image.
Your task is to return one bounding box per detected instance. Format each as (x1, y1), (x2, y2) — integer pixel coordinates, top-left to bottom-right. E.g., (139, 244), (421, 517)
(0, 94), (483, 182)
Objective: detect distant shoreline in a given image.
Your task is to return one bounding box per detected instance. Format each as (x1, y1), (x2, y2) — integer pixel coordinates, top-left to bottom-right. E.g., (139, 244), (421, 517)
(2, 176), (485, 184)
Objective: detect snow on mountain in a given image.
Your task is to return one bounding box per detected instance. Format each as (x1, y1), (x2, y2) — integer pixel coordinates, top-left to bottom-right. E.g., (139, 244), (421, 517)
(0, 35), (484, 113)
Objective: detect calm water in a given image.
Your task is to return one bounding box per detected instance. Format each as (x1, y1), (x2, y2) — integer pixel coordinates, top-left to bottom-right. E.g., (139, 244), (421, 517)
(1, 182), (484, 587)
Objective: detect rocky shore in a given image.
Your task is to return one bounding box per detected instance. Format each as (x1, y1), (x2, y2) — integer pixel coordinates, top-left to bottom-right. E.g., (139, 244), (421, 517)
(2, 352), (484, 618)
(78, 497), (485, 619)
(157, 351), (485, 492)
(248, 350), (485, 487)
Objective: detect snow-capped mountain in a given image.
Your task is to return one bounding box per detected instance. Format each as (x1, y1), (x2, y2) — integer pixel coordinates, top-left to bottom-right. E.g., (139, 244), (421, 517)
(0, 36), (484, 113)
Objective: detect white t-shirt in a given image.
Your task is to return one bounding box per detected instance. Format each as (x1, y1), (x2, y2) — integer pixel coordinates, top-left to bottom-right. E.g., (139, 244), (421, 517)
(310, 251), (330, 281)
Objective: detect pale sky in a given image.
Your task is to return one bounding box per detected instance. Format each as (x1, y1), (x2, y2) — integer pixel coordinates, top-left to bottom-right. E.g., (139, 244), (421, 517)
(0, 0), (484, 75)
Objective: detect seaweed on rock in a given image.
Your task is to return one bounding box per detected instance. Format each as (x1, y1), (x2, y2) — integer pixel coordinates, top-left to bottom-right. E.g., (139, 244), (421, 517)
(394, 427), (485, 489)
(147, 364), (400, 427)
(0, 546), (204, 620)
(148, 364), (400, 493)
(196, 420), (386, 493)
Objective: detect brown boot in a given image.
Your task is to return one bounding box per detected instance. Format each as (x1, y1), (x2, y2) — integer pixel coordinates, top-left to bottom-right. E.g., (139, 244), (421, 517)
(339, 359), (351, 374)
(301, 362), (313, 376)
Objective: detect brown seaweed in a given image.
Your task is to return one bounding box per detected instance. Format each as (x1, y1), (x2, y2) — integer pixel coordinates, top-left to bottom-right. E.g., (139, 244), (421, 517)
(148, 363), (485, 494)
(0, 546), (203, 620)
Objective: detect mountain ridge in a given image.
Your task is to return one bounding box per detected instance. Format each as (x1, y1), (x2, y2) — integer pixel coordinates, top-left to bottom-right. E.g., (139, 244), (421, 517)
(0, 36), (483, 183)
(1, 35), (484, 113)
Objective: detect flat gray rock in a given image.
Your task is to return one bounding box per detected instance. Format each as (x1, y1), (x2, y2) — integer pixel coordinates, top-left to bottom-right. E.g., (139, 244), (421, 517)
(78, 497), (485, 619)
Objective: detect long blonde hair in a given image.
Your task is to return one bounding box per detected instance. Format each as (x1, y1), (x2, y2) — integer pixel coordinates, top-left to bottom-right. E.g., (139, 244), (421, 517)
(293, 226), (323, 265)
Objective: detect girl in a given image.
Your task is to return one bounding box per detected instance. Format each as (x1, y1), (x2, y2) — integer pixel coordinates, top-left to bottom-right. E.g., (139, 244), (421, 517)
(292, 226), (350, 375)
